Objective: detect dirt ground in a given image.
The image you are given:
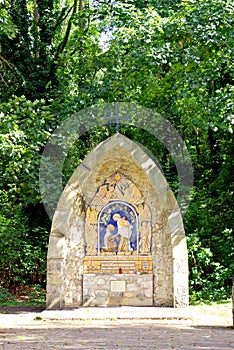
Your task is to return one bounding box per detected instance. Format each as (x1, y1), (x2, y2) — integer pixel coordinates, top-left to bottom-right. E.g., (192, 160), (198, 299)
(0, 304), (233, 350)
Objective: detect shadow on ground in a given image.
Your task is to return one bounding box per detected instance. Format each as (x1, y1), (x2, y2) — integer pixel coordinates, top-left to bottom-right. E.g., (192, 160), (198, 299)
(0, 321), (233, 350)
(0, 306), (45, 314)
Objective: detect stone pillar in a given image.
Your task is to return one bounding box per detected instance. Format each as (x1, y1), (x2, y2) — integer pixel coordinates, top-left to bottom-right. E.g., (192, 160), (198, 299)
(46, 233), (66, 309)
(173, 258), (189, 307)
(169, 208), (189, 308)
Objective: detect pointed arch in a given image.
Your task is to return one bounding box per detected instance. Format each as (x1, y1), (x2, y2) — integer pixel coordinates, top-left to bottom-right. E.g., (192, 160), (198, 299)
(46, 133), (188, 309)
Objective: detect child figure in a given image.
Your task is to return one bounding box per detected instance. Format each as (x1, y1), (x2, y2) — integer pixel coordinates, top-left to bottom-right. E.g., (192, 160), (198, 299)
(103, 224), (117, 252)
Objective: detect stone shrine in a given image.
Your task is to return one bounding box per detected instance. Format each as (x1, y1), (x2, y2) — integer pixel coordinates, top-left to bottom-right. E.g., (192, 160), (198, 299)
(46, 133), (189, 309)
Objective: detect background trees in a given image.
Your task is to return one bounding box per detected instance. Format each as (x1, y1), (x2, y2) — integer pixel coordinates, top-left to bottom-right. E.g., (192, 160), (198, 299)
(0, 0), (233, 301)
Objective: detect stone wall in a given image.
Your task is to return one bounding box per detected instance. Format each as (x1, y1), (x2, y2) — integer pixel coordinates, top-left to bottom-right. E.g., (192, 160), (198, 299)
(83, 274), (153, 307)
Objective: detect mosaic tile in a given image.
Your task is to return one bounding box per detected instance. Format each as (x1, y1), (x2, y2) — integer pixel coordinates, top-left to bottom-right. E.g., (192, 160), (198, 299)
(85, 172), (152, 256)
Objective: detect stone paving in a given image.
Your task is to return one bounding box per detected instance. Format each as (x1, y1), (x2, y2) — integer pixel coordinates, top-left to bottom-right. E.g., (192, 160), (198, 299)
(0, 305), (233, 350)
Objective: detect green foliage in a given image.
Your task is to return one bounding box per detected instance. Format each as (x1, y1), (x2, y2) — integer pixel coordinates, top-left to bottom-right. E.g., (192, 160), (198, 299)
(0, 190), (48, 289)
(0, 0), (80, 100)
(0, 95), (55, 204)
(0, 1), (16, 39)
(0, 285), (45, 306)
(26, 284), (46, 305)
(0, 96), (52, 291)
(187, 232), (232, 303)
(0, 286), (14, 303)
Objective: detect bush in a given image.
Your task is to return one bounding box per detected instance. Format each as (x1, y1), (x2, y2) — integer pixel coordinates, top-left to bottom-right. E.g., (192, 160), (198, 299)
(0, 286), (14, 303)
(187, 232), (232, 303)
(0, 190), (48, 290)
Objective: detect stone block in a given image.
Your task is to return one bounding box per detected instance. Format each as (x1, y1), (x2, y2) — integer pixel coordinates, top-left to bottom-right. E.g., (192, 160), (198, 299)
(136, 292), (146, 301)
(126, 283), (137, 291)
(83, 296), (95, 306)
(46, 297), (62, 309)
(47, 236), (65, 258)
(93, 297), (108, 306)
(96, 290), (108, 297)
(84, 289), (95, 297)
(57, 185), (78, 211)
(47, 274), (63, 285)
(145, 289), (152, 298)
(111, 280), (126, 292)
(52, 210), (70, 236)
(67, 225), (84, 244)
(97, 278), (106, 285)
(124, 291), (135, 298)
(142, 281), (153, 290)
(108, 297), (123, 306)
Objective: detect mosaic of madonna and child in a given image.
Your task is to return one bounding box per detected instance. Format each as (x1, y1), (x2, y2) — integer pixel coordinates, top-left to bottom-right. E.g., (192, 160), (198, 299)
(99, 202), (138, 254)
(84, 172), (152, 256)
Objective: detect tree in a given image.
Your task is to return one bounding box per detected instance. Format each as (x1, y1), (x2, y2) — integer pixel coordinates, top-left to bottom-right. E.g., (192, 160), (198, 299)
(0, 0), (87, 101)
(0, 96), (53, 288)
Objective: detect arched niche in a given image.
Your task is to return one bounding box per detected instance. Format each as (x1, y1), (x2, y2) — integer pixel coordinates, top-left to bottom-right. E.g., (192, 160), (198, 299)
(84, 172), (152, 257)
(46, 133), (188, 309)
(97, 199), (140, 255)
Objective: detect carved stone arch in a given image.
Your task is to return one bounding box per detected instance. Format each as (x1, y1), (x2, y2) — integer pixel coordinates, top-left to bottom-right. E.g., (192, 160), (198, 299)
(46, 133), (188, 309)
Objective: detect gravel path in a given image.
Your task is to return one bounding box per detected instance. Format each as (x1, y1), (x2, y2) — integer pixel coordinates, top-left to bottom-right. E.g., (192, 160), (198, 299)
(0, 303), (233, 350)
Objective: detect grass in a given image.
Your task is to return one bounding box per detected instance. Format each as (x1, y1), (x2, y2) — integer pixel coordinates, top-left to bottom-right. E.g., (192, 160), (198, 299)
(189, 298), (232, 306)
(0, 285), (46, 307)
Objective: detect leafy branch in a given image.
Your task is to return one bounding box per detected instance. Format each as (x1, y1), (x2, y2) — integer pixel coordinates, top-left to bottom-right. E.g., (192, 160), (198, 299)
(0, 54), (24, 86)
